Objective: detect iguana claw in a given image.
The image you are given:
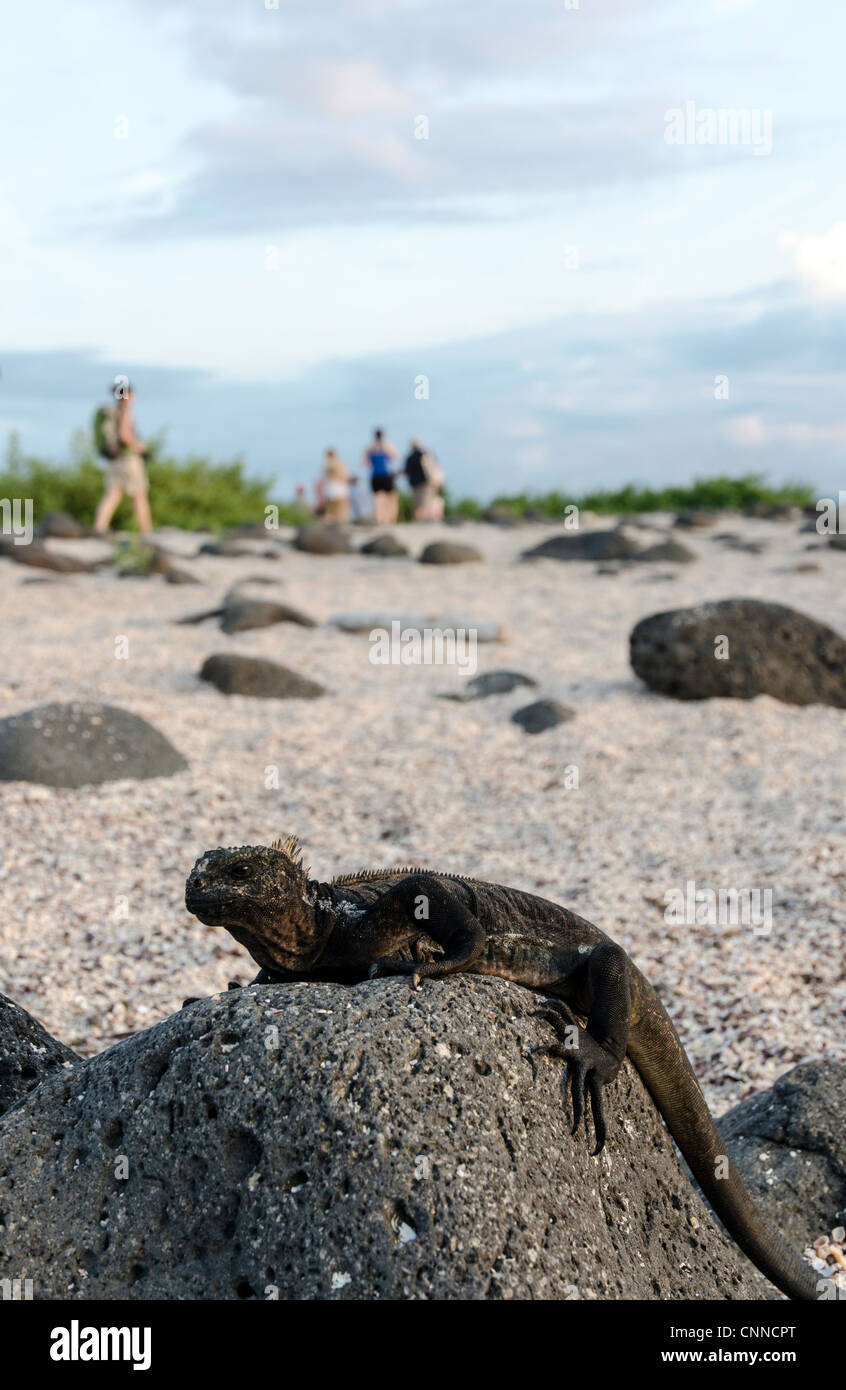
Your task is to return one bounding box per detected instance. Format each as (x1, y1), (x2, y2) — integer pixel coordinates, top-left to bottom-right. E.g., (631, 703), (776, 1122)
(369, 958), (422, 988)
(534, 999), (614, 1155)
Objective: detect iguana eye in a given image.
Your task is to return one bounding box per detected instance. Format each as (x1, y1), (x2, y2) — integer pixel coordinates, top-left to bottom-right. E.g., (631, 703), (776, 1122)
(227, 862), (251, 881)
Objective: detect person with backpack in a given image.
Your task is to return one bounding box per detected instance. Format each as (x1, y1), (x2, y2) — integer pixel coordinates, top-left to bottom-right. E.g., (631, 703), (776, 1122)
(362, 427), (399, 524)
(93, 380), (152, 534)
(404, 438), (445, 520)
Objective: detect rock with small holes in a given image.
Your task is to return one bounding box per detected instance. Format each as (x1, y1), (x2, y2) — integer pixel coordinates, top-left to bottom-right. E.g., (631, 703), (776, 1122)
(630, 599), (846, 707)
(0, 993), (79, 1118)
(720, 1062), (846, 1254)
(0, 978), (772, 1299)
(0, 702), (188, 787)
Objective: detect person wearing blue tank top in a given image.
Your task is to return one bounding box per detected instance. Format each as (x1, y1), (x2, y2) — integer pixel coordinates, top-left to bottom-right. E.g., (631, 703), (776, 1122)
(362, 427), (399, 523)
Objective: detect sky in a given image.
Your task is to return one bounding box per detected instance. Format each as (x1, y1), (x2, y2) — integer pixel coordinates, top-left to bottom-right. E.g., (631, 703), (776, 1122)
(1, 0), (845, 501)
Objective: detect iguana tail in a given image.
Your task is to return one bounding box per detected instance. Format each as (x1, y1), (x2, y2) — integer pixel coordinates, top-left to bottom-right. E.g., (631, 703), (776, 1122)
(627, 976), (818, 1301)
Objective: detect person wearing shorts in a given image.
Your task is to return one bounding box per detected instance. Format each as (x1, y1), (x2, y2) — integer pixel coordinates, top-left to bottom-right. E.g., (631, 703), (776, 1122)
(94, 381), (152, 534)
(363, 428), (398, 523)
(322, 448), (352, 522)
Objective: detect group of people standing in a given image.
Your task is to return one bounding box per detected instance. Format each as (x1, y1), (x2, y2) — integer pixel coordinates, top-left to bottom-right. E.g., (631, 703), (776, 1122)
(90, 380), (446, 537)
(315, 428), (445, 524)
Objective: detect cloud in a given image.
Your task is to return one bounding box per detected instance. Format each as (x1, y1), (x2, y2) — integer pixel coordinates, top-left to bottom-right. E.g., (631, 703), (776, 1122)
(725, 412), (846, 451)
(295, 59), (409, 119)
(780, 223), (846, 301)
(86, 0), (689, 238)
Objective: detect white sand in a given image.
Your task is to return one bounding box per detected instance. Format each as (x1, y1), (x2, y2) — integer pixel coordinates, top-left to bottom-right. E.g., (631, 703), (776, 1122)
(1, 516), (843, 1123)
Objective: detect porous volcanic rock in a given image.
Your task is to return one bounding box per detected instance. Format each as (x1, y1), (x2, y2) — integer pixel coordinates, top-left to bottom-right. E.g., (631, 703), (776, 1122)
(0, 703), (188, 788)
(630, 599), (846, 707)
(0, 978), (776, 1300)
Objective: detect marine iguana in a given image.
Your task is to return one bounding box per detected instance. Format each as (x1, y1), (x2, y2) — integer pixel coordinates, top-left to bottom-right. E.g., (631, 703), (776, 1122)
(184, 836), (819, 1301)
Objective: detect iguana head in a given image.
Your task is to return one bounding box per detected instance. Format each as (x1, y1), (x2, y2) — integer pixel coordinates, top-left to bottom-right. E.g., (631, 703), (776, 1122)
(185, 836), (327, 973)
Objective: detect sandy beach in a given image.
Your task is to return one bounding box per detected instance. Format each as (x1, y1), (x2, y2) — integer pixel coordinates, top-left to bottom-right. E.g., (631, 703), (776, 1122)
(1, 514), (844, 1122)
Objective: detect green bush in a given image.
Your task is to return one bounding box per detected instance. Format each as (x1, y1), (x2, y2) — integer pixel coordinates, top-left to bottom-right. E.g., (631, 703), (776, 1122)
(0, 432), (297, 532)
(0, 432), (816, 530)
(446, 474), (816, 518)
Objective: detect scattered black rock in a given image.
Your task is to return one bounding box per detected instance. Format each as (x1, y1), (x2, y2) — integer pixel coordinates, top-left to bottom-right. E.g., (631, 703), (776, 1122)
(220, 600), (316, 633)
(419, 541), (483, 565)
(178, 597), (314, 632)
(294, 524), (354, 555)
(521, 531), (641, 562)
(199, 654), (326, 699)
(633, 539), (696, 565)
(630, 598), (846, 706)
(0, 702), (188, 788)
(34, 511), (89, 540)
(721, 1061), (846, 1253)
(198, 541), (256, 558)
(511, 698), (575, 734)
(0, 994), (80, 1118)
(443, 670), (538, 702)
(224, 523), (278, 542)
(674, 510), (719, 529)
(360, 534), (410, 558)
(717, 535), (768, 555)
(0, 539), (95, 573)
(164, 567), (201, 585)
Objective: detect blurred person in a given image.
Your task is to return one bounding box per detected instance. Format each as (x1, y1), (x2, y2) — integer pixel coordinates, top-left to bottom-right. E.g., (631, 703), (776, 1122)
(348, 471), (365, 520)
(322, 447), (352, 522)
(93, 381), (152, 535)
(362, 427), (398, 524)
(404, 438), (445, 519)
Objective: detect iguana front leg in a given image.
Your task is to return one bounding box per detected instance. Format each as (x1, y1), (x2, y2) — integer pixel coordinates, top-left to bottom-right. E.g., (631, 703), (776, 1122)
(365, 874), (485, 986)
(535, 941), (631, 1154)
